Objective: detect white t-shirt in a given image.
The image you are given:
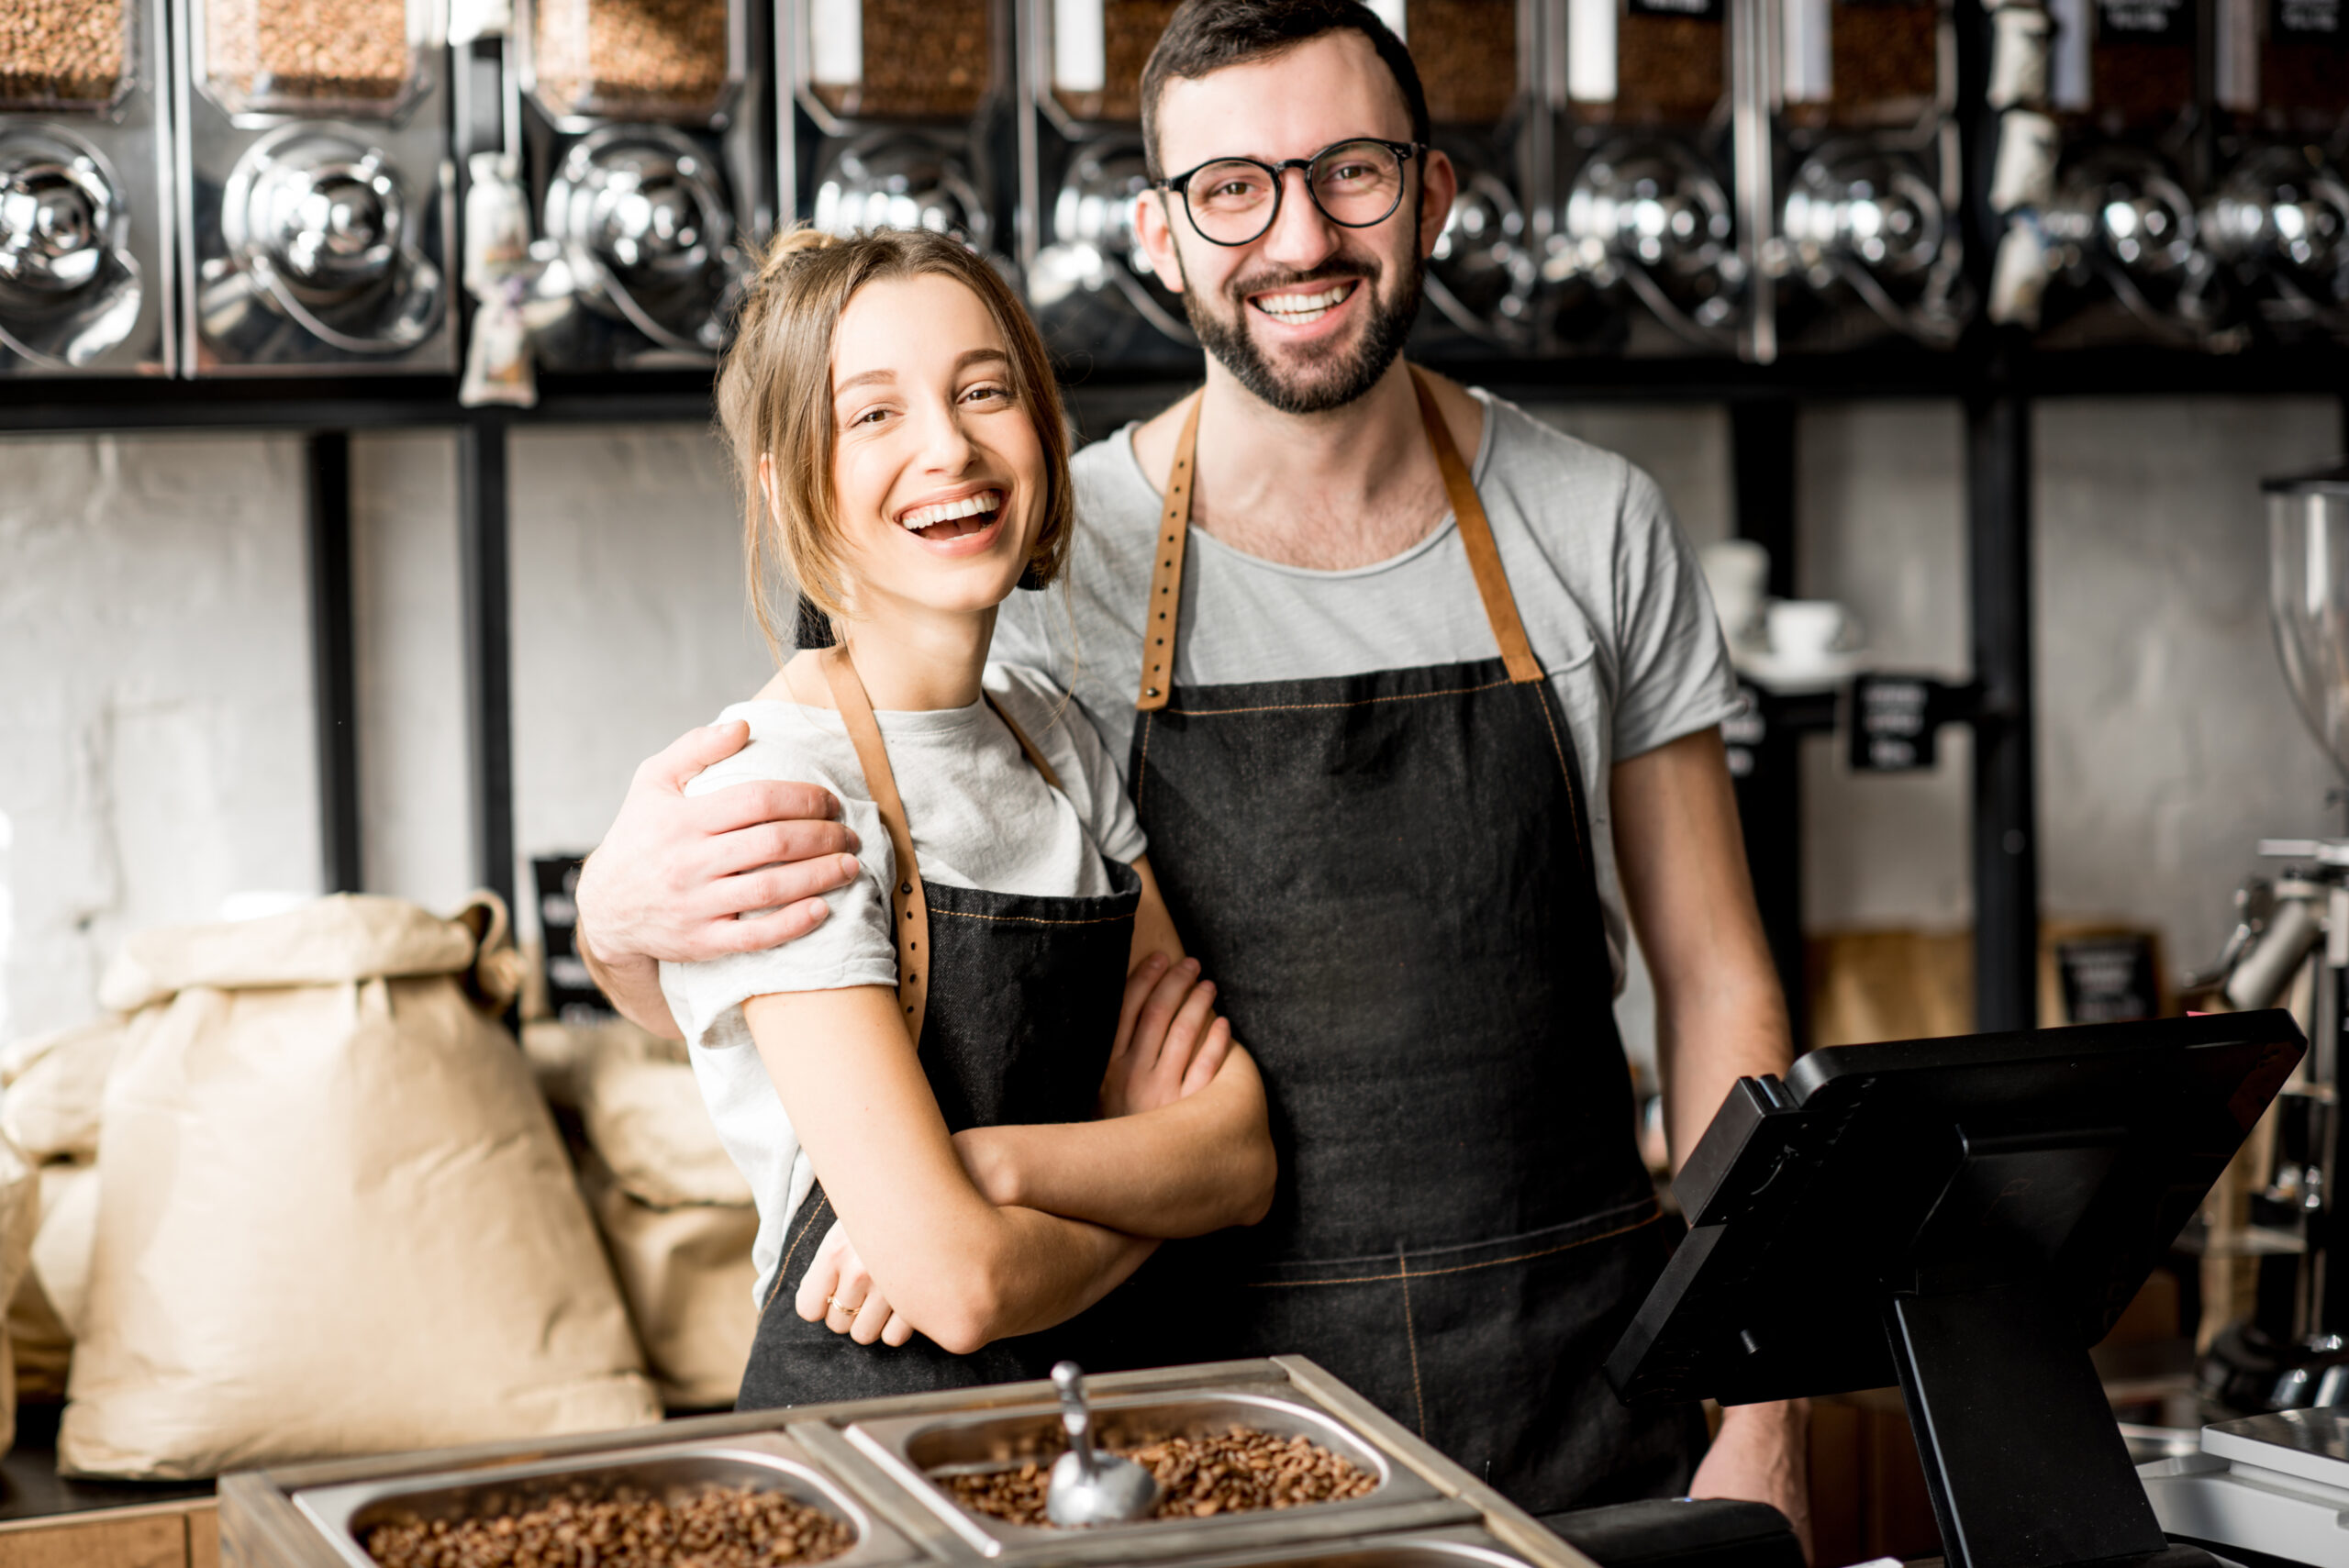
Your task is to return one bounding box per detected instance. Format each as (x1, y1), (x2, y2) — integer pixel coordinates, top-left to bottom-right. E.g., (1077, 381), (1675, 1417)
(659, 662), (1147, 1307)
(991, 388), (1739, 991)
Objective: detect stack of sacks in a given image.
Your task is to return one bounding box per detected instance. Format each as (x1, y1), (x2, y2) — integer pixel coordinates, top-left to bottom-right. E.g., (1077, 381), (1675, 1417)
(524, 1018), (757, 1409)
(59, 893), (661, 1478)
(2, 1018), (116, 1409)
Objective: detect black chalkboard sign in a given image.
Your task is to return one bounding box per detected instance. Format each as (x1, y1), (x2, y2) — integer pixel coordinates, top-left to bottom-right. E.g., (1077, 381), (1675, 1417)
(533, 853), (615, 1023)
(2055, 933), (2161, 1024)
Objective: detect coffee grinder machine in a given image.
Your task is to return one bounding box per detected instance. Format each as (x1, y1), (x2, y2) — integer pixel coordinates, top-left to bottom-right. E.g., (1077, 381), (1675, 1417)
(2196, 465), (2349, 1412)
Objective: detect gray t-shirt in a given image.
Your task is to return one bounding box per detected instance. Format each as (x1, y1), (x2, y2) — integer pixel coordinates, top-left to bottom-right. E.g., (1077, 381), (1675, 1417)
(993, 387), (1738, 990)
(659, 662), (1146, 1307)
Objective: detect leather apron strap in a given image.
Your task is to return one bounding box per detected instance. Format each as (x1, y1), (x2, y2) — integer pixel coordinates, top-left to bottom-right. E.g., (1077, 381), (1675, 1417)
(818, 644), (1063, 1049)
(1134, 369), (1543, 714)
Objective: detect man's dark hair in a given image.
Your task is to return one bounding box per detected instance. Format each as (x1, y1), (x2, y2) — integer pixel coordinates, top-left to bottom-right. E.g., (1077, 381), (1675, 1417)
(1139, 0), (1432, 182)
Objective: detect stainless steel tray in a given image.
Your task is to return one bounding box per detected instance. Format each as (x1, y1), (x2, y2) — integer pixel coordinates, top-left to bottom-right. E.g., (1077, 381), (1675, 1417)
(1166, 1526), (1543, 1568)
(841, 1388), (1468, 1560)
(290, 1432), (920, 1568)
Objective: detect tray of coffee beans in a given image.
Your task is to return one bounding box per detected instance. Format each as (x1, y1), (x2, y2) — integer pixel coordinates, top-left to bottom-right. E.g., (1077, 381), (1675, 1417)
(285, 1437), (918, 1568)
(834, 1382), (1474, 1559)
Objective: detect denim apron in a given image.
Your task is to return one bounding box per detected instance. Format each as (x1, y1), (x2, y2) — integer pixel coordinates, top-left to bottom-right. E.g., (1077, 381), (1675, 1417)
(736, 645), (1144, 1407)
(1119, 372), (1703, 1512)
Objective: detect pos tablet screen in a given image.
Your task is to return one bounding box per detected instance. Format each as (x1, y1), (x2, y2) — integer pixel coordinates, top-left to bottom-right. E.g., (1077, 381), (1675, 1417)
(1606, 1011), (2304, 1568)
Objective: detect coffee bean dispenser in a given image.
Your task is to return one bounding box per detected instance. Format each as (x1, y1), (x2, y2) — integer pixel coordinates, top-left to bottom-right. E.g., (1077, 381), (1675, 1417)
(787, 0), (1012, 269)
(2205, 0), (2349, 346)
(1019, 0), (1193, 368)
(1404, 0), (1543, 354)
(174, 0), (456, 373)
(218, 1359), (1598, 1568)
(0, 0), (175, 374)
(1766, 0), (1967, 350)
(1987, 0), (2236, 347)
(1545, 0), (1747, 354)
(518, 0), (764, 370)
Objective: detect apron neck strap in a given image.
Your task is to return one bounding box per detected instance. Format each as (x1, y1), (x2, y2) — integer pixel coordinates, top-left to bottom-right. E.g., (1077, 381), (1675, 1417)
(1133, 370), (1544, 715)
(984, 695), (1064, 791)
(1406, 367), (1543, 686)
(819, 644), (932, 1049)
(1137, 392), (1205, 712)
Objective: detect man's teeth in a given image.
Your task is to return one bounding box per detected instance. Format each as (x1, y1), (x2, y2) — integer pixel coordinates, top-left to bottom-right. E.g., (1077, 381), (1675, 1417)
(1254, 284), (1353, 324)
(900, 491), (1003, 530)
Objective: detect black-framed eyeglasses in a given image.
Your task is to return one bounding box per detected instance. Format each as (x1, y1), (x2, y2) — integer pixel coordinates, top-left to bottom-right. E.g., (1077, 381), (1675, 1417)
(1157, 138), (1425, 247)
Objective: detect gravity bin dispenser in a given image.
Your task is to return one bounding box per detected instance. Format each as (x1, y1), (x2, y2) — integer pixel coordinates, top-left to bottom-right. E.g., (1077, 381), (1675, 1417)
(1020, 0), (1195, 369)
(1405, 0), (1545, 356)
(1764, 0), (1967, 351)
(175, 0), (455, 372)
(516, 0), (764, 370)
(2193, 466), (2349, 1414)
(1982, 0), (2233, 348)
(2203, 0), (2349, 347)
(0, 0), (175, 374)
(1546, 0), (1747, 354)
(786, 0), (1013, 269)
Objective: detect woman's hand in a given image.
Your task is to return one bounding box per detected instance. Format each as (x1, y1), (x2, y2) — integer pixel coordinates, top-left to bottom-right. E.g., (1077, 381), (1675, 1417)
(795, 1220), (915, 1347)
(1100, 953), (1234, 1119)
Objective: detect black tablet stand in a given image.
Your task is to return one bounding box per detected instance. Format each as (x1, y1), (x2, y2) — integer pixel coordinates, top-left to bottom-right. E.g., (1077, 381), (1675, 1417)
(1606, 1012), (2307, 1568)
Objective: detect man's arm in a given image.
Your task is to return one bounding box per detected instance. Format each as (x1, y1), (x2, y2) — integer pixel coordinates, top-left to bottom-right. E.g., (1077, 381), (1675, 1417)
(1612, 726), (1810, 1557)
(573, 721), (863, 1039)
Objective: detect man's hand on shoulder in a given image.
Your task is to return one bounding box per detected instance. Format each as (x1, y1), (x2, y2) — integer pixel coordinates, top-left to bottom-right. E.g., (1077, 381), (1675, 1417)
(573, 720), (863, 1037)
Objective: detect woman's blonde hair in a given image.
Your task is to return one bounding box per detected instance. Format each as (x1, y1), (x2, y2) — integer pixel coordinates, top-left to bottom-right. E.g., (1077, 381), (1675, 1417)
(717, 227), (1075, 659)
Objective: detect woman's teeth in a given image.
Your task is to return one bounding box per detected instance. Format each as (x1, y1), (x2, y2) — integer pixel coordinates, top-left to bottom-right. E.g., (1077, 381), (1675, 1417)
(900, 490), (1004, 538)
(1252, 284), (1353, 326)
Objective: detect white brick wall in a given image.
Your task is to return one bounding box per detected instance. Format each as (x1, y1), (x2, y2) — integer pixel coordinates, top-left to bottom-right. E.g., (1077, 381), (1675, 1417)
(0, 396), (2341, 1048)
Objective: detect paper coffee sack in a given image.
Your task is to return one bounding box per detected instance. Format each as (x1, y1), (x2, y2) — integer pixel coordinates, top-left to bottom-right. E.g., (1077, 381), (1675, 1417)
(61, 895), (658, 1478)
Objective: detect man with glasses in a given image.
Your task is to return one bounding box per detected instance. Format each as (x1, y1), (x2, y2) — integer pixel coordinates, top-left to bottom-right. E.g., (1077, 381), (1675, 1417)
(573, 0), (1804, 1539)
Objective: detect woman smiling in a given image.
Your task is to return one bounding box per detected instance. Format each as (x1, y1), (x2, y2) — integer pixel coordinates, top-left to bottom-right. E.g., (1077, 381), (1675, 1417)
(661, 227), (1275, 1405)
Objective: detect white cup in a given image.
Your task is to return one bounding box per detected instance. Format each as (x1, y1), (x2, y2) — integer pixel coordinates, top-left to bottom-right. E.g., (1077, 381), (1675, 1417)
(1700, 539), (1771, 651)
(1766, 599), (1861, 663)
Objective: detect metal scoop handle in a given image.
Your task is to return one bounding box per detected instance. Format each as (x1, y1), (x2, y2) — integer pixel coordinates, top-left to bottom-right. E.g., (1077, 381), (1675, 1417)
(1052, 1361), (1100, 1479)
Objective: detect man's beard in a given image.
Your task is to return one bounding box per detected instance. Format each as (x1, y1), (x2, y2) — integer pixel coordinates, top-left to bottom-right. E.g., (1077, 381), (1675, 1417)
(1176, 244), (1425, 417)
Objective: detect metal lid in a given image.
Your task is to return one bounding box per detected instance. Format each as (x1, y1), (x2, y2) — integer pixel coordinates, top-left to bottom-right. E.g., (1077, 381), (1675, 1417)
(1782, 148), (1944, 280)
(543, 123), (737, 354)
(0, 127), (142, 367)
(224, 128), (408, 296)
(813, 135), (990, 256)
(1562, 140), (1733, 279)
(2263, 464), (2349, 496)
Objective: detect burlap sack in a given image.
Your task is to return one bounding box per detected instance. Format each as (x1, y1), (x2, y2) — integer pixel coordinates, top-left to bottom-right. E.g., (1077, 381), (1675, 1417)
(557, 1025), (756, 1407)
(0, 1132), (39, 1456)
(578, 1153), (756, 1409)
(60, 894), (660, 1478)
(8, 1162), (96, 1400)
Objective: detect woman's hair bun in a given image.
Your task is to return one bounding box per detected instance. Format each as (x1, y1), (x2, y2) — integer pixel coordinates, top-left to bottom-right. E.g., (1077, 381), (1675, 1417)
(759, 226), (840, 282)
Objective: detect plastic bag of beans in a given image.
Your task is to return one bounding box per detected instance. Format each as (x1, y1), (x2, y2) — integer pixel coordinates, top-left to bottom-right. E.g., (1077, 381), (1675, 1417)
(58, 894), (660, 1478)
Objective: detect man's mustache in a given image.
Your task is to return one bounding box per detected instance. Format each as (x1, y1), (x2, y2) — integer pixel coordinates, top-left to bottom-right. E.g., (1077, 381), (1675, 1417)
(1222, 259), (1381, 304)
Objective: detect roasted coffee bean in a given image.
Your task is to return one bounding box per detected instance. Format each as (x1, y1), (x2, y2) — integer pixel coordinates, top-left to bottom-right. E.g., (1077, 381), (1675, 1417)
(941, 1427), (1377, 1528)
(813, 0), (991, 119)
(1610, 11), (1725, 122)
(1051, 0), (1177, 123)
(0, 0), (128, 107)
(1830, 1), (1936, 120)
(204, 0), (411, 103)
(1408, 0), (1518, 125)
(533, 0), (730, 117)
(360, 1481), (854, 1568)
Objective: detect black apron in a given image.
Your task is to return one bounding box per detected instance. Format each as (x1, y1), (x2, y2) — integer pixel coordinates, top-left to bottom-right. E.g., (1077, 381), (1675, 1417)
(737, 645), (1145, 1408)
(1121, 372), (1703, 1513)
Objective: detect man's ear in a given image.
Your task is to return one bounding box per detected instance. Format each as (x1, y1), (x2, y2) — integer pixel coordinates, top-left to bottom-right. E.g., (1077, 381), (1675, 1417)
(1417, 149), (1460, 260)
(1134, 190), (1187, 295)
